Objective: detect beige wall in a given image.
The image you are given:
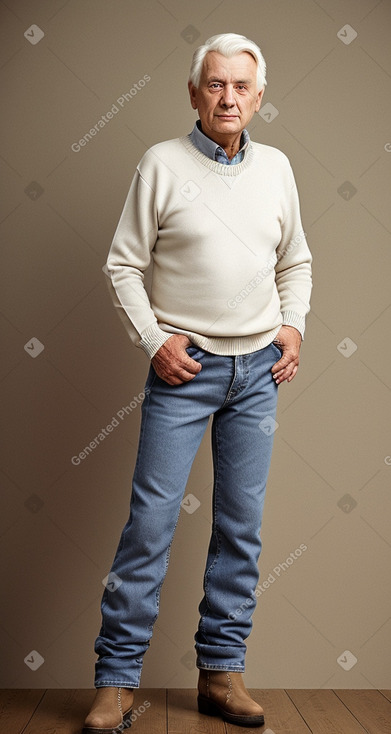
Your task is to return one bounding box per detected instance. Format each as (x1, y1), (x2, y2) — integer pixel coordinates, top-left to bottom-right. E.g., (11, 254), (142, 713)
(1, 0), (390, 690)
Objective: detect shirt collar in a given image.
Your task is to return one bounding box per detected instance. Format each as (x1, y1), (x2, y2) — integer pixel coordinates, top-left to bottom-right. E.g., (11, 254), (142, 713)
(190, 119), (250, 163)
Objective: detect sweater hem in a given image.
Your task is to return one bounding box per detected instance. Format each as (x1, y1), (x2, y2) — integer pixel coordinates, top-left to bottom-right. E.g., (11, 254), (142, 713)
(158, 324), (283, 356)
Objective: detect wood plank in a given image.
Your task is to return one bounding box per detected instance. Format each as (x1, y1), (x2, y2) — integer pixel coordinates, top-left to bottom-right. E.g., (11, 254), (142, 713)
(0, 690), (45, 734)
(1, 687), (390, 733)
(225, 689), (312, 733)
(132, 688), (167, 733)
(287, 689), (368, 734)
(334, 689), (391, 734)
(168, 688), (226, 733)
(21, 689), (95, 734)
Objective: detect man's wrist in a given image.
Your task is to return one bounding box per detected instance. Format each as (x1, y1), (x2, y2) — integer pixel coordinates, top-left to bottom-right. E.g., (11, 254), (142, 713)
(139, 323), (172, 359)
(281, 311), (306, 340)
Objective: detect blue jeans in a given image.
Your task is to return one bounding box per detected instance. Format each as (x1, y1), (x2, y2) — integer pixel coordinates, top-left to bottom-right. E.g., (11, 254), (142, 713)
(94, 342), (280, 688)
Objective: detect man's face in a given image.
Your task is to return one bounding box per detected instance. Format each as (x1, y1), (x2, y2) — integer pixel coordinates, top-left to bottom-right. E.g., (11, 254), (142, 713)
(188, 51), (264, 141)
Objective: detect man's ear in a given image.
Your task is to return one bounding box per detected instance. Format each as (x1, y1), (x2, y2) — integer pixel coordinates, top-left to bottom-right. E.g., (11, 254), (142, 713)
(188, 81), (198, 110)
(254, 87), (265, 113)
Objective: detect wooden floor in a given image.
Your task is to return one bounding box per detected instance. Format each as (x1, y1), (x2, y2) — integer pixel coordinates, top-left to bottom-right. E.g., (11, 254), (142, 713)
(1, 688), (390, 733)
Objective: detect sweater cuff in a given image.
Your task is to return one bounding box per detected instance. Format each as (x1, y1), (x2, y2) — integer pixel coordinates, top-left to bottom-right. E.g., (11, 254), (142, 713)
(139, 323), (172, 359)
(281, 311), (306, 340)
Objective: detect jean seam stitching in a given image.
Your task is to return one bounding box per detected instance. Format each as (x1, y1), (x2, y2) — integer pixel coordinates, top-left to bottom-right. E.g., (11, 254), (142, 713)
(199, 415), (222, 639)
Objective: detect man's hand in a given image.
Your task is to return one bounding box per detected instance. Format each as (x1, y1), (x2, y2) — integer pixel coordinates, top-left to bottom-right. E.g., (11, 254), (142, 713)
(271, 325), (302, 385)
(151, 334), (202, 385)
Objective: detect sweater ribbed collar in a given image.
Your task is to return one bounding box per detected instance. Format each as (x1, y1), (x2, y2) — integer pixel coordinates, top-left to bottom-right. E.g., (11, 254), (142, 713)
(180, 134), (254, 176)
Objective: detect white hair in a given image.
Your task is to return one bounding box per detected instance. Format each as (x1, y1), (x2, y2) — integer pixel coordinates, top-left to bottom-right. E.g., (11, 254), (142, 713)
(189, 33), (267, 91)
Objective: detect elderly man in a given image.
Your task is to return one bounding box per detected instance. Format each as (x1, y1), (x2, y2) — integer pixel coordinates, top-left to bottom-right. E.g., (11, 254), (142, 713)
(83, 32), (312, 733)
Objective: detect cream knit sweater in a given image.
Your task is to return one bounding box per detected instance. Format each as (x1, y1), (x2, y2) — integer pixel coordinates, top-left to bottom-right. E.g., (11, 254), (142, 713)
(106, 135), (312, 358)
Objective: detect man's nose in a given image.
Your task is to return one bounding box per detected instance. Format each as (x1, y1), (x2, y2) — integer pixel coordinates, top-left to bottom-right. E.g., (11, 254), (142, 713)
(220, 84), (235, 107)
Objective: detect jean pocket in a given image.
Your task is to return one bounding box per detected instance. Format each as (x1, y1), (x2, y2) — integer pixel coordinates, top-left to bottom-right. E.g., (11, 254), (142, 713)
(186, 345), (206, 361)
(270, 341), (283, 359)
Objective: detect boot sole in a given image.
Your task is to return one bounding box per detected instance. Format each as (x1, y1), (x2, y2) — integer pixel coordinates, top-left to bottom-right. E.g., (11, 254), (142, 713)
(82, 705), (133, 733)
(198, 695), (265, 727)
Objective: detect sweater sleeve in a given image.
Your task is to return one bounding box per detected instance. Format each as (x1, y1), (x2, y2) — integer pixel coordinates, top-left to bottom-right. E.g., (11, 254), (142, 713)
(106, 169), (172, 358)
(274, 164), (312, 339)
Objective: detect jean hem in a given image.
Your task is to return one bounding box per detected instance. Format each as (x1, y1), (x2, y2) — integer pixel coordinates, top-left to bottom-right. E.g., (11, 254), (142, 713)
(95, 681), (140, 688)
(196, 663), (245, 672)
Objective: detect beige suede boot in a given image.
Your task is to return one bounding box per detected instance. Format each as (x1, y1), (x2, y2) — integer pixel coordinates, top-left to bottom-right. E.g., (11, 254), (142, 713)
(82, 686), (134, 733)
(197, 669), (264, 727)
